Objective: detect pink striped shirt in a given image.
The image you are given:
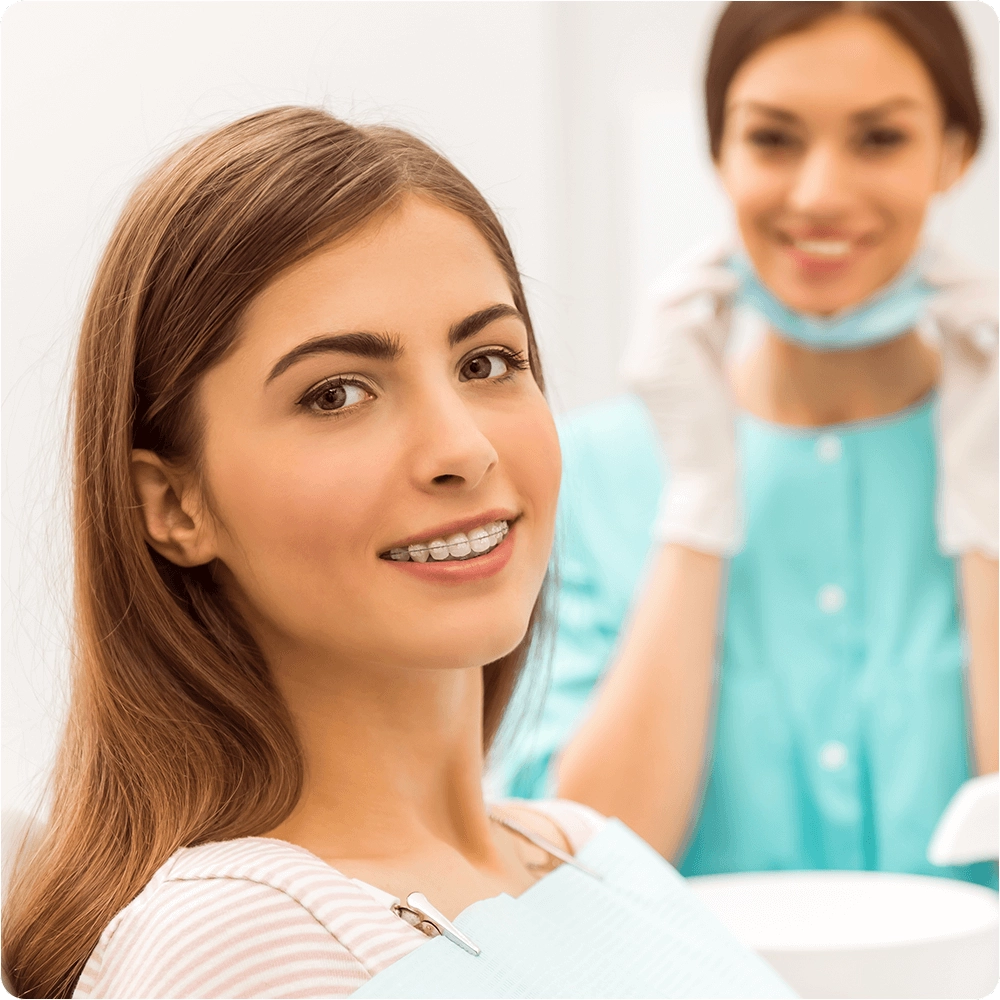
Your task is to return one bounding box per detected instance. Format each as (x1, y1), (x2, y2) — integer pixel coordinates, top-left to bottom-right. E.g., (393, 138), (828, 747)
(74, 799), (605, 999)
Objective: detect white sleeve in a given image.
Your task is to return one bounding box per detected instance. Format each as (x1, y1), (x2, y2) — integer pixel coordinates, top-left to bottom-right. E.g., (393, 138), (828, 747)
(74, 876), (370, 999)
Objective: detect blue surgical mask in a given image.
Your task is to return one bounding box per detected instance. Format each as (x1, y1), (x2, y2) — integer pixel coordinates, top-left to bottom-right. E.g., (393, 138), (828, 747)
(727, 251), (938, 351)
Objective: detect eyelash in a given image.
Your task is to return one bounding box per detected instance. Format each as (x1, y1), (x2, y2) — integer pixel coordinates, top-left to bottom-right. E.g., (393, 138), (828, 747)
(296, 347), (531, 418)
(461, 346), (530, 382)
(747, 128), (799, 150)
(297, 376), (375, 416)
(857, 128), (908, 151)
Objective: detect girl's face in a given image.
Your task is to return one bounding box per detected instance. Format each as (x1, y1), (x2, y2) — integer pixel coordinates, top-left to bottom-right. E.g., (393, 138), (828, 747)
(186, 196), (561, 676)
(717, 14), (970, 315)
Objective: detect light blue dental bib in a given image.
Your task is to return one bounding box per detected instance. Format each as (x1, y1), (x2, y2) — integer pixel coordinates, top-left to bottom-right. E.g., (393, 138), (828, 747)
(727, 252), (937, 351)
(352, 819), (794, 999)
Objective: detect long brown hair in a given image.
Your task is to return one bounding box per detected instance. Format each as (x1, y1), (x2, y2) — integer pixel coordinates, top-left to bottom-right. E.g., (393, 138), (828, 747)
(705, 1), (983, 160)
(3, 106), (549, 999)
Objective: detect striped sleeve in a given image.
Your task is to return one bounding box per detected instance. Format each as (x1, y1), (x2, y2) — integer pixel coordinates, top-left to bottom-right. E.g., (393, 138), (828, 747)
(74, 875), (370, 999)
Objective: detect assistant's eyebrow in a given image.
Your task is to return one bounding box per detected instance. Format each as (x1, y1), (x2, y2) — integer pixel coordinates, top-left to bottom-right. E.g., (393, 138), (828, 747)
(733, 96), (922, 126)
(449, 303), (524, 347)
(851, 97), (921, 123)
(730, 101), (801, 125)
(266, 331), (402, 384)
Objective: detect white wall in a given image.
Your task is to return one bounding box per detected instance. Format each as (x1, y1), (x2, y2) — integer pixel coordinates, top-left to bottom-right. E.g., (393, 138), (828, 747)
(1, 0), (561, 819)
(3, 1), (997, 818)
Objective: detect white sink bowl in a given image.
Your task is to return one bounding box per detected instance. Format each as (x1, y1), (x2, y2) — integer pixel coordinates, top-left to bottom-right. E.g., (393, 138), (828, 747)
(687, 870), (998, 999)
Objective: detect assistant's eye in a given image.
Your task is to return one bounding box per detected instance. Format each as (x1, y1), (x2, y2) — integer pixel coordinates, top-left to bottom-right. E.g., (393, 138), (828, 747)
(459, 349), (529, 383)
(298, 379), (374, 414)
(747, 128), (800, 151)
(857, 127), (908, 152)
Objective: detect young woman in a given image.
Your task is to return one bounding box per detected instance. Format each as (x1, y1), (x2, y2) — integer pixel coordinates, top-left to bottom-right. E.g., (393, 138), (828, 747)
(1, 108), (789, 999)
(502, 1), (998, 886)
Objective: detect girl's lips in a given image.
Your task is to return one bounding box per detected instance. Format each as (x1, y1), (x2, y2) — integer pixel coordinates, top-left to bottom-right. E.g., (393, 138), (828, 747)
(382, 520), (517, 584)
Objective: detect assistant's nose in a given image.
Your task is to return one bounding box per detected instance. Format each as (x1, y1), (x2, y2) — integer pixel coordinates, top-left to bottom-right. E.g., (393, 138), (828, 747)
(407, 383), (499, 494)
(787, 141), (854, 219)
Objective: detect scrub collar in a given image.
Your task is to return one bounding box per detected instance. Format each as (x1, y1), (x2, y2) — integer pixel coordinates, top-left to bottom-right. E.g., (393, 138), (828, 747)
(727, 250), (938, 352)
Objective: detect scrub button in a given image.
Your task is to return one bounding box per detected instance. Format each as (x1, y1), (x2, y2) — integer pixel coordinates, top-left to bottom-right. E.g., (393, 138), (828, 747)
(819, 741), (848, 771)
(817, 583), (846, 614)
(816, 434), (842, 463)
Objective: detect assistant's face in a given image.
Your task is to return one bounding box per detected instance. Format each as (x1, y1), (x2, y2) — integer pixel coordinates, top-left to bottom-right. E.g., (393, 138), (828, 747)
(717, 14), (969, 315)
(195, 196), (561, 674)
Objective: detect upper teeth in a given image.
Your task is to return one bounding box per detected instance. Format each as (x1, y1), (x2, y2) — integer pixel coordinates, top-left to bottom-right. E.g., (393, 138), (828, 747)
(384, 520), (509, 563)
(795, 240), (850, 257)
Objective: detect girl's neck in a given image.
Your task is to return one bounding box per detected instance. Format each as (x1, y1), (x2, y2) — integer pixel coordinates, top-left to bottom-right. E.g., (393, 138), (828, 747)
(731, 329), (940, 427)
(264, 653), (498, 868)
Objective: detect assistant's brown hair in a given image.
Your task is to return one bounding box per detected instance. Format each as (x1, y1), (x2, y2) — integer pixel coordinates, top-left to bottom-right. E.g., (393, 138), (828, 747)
(2, 106), (549, 999)
(705, 1), (983, 160)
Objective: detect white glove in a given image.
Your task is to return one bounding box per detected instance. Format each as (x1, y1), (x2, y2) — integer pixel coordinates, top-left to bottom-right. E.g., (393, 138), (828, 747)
(620, 241), (743, 555)
(923, 246), (999, 559)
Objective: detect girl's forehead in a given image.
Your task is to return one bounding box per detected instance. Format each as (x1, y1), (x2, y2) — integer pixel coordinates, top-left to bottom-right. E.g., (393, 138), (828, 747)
(221, 201), (516, 377)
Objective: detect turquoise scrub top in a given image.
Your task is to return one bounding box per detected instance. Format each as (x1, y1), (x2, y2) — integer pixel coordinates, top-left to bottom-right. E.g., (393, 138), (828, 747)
(500, 393), (995, 887)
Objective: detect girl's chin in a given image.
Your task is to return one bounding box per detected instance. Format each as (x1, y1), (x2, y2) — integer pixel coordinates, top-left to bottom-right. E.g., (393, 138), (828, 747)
(399, 630), (530, 672)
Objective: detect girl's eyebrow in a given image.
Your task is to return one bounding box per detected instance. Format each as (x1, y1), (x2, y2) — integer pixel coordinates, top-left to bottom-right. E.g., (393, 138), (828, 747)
(267, 331), (401, 383)
(448, 303), (524, 346)
(265, 303), (524, 384)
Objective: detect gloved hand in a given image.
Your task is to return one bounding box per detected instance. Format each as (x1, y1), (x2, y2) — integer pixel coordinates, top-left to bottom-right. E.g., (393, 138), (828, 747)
(923, 247), (999, 559)
(620, 241), (743, 555)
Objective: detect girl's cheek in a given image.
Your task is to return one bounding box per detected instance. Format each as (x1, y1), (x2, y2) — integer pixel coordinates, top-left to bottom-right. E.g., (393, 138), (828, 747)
(516, 403), (562, 515)
(209, 433), (385, 566)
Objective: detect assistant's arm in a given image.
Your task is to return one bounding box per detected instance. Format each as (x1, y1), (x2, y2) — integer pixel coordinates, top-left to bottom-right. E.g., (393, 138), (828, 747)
(555, 544), (721, 861)
(961, 552), (999, 774)
(929, 256), (998, 776)
(560, 246), (741, 861)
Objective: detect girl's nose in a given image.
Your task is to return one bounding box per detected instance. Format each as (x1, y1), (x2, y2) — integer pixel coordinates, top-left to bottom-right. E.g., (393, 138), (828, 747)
(408, 384), (499, 494)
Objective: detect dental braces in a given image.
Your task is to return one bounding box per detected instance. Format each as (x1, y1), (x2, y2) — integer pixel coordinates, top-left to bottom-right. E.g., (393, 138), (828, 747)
(382, 520), (509, 563)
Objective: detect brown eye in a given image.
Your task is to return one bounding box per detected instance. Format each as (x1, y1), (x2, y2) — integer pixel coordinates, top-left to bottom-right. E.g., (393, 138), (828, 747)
(748, 128), (798, 151)
(461, 354), (508, 381)
(302, 380), (372, 414)
(316, 385), (347, 410)
(859, 128), (907, 151)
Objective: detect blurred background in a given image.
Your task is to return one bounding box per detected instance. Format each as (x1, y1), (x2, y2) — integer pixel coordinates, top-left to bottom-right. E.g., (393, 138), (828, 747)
(2, 1), (997, 821)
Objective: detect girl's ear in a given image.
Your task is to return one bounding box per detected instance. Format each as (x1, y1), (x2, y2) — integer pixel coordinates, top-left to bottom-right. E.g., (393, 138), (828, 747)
(936, 127), (973, 194)
(131, 450), (220, 567)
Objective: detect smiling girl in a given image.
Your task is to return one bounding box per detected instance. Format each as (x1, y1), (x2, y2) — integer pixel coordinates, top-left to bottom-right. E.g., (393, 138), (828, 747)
(1, 108), (788, 1000)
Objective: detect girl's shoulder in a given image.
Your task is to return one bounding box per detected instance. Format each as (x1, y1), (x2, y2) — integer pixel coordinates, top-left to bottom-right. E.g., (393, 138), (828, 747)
(74, 802), (607, 998)
(74, 836), (423, 999)
(493, 797), (608, 854)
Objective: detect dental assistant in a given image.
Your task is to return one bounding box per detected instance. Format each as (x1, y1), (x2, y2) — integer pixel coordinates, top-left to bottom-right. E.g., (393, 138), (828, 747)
(502, 1), (998, 887)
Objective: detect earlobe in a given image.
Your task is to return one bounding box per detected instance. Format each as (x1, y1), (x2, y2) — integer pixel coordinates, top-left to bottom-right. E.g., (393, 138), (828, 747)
(131, 449), (218, 567)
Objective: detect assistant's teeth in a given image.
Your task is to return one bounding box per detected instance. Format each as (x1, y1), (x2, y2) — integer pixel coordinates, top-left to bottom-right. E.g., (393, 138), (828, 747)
(795, 239), (850, 257)
(383, 520), (510, 562)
